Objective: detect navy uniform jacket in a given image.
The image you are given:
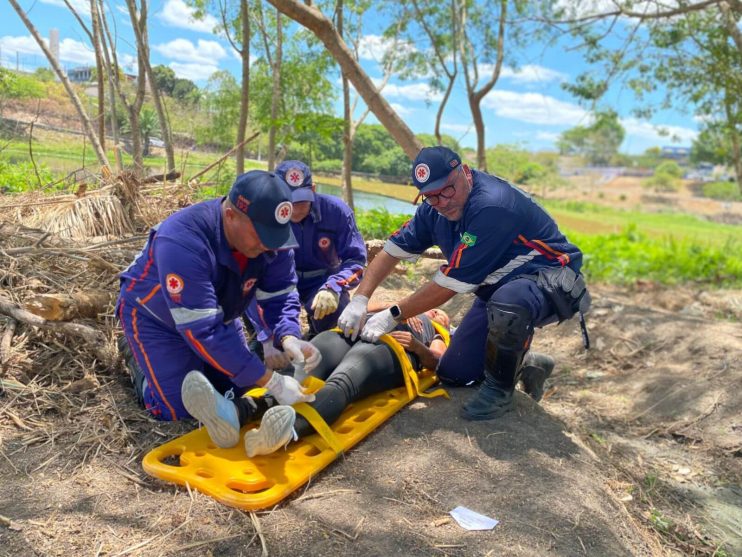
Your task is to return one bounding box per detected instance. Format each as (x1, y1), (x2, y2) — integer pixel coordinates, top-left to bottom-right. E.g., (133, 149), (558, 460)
(118, 198), (301, 388)
(292, 193), (366, 293)
(384, 170), (582, 300)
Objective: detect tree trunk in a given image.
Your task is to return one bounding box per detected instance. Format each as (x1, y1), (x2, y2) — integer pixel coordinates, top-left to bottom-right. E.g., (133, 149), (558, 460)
(236, 0), (250, 175)
(266, 0), (422, 159)
(723, 94), (742, 191)
(336, 0), (354, 209)
(95, 0), (123, 172)
(267, 9), (282, 171)
(8, 0), (110, 170)
(127, 0), (175, 173)
(435, 74), (456, 146)
(469, 93), (487, 170)
(24, 291), (115, 321)
(90, 0), (105, 150)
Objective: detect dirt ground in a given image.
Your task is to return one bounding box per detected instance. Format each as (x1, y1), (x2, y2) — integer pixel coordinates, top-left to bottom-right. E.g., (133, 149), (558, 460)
(1, 254), (739, 556)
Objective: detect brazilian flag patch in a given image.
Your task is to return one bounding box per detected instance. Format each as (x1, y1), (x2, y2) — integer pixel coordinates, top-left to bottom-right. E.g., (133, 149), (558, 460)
(461, 231), (477, 246)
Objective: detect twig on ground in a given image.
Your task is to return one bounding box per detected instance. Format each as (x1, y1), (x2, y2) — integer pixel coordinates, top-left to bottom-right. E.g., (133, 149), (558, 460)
(249, 511), (269, 557)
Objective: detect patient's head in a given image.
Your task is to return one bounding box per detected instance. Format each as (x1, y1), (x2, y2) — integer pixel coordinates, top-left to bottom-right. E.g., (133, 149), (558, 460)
(425, 308), (450, 330)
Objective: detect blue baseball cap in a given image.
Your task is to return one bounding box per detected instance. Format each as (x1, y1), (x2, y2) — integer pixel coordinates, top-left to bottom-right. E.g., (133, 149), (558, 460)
(275, 160), (315, 202)
(228, 170), (299, 250)
(411, 146), (462, 198)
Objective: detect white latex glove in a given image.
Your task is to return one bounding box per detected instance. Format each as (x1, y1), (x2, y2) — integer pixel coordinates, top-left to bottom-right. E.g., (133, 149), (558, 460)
(264, 371), (315, 405)
(360, 308), (398, 343)
(337, 294), (369, 341)
(261, 338), (291, 370)
(310, 288), (340, 320)
(282, 335), (322, 374)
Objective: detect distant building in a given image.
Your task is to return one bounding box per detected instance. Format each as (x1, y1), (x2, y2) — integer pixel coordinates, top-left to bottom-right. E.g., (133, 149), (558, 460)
(660, 146), (691, 162)
(68, 66), (94, 82)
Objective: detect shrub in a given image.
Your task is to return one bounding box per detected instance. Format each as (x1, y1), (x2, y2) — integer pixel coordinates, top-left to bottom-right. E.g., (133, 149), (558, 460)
(354, 208), (409, 239)
(702, 180), (741, 201)
(654, 161), (682, 178)
(313, 159), (342, 173)
(0, 68), (45, 99)
(644, 171), (680, 192)
(0, 159), (55, 192)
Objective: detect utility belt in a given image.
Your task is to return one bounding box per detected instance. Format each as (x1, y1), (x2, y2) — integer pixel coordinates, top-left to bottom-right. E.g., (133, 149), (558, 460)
(296, 269), (328, 279)
(526, 266), (592, 349)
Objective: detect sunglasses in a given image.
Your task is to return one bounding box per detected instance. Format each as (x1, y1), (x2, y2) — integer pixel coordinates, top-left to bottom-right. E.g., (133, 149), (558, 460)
(422, 166), (462, 206)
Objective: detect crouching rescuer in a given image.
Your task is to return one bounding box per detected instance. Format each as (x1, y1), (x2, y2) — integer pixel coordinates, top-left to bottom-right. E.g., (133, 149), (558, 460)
(338, 146), (591, 420)
(117, 170), (320, 453)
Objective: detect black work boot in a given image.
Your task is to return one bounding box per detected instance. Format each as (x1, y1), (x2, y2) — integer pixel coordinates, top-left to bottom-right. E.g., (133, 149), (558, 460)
(520, 352), (555, 402)
(118, 336), (147, 406)
(460, 333), (523, 421)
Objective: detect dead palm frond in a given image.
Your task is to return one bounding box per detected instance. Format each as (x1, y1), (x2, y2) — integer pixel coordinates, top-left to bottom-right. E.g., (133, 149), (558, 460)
(26, 194), (134, 239)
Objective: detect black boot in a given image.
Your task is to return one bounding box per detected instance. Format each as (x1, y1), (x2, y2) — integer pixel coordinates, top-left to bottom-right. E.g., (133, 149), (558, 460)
(118, 336), (146, 406)
(520, 352), (555, 402)
(461, 302), (532, 421)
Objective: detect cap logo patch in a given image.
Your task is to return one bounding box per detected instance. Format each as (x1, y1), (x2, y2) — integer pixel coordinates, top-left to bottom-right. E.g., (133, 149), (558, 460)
(415, 163), (430, 183)
(285, 168), (305, 188)
(450, 159), (459, 168)
(275, 201), (293, 224)
(235, 194), (250, 213)
(318, 237), (331, 250)
(166, 273), (184, 294)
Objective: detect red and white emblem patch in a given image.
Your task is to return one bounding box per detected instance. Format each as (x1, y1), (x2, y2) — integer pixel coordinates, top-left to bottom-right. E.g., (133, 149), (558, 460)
(318, 237), (331, 250)
(242, 278), (257, 296)
(166, 273), (184, 294)
(285, 168), (305, 188)
(415, 163), (430, 183)
(275, 201), (292, 224)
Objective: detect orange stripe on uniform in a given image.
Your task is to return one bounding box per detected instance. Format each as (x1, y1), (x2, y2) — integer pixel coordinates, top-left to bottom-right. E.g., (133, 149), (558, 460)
(185, 330), (235, 378)
(337, 268), (363, 287)
(126, 240), (156, 292)
(131, 307), (177, 420)
(532, 239), (570, 265)
(139, 283), (161, 304)
(444, 243), (466, 275)
(517, 235), (569, 266)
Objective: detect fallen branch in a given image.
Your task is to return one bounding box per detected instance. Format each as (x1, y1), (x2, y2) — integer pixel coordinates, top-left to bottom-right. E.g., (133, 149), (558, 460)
(189, 132), (260, 185)
(24, 290), (114, 321)
(0, 295), (115, 367)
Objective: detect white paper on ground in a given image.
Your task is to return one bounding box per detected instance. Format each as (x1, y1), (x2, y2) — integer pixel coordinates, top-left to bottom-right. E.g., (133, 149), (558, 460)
(449, 506), (499, 531)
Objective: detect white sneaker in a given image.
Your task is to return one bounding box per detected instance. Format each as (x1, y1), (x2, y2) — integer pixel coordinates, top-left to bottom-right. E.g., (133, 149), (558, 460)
(181, 370), (240, 448)
(244, 405), (297, 457)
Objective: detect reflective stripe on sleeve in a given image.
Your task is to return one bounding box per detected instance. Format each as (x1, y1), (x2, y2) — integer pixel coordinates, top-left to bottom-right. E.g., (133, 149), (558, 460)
(433, 270), (479, 293)
(255, 285), (297, 300)
(383, 239), (420, 262)
(170, 306), (223, 325)
(480, 250), (539, 286)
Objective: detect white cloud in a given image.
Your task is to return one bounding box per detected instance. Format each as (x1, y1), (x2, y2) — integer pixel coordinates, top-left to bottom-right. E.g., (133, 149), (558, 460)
(0, 35), (95, 66)
(153, 39), (227, 65)
(358, 34), (417, 63)
(40, 0), (90, 14)
(500, 64), (568, 84)
(376, 80), (443, 102)
(483, 90), (590, 126)
(390, 102), (413, 116)
(157, 0), (219, 33)
(442, 122), (472, 134)
(621, 118), (697, 144)
(169, 62), (220, 81)
(535, 131), (561, 142)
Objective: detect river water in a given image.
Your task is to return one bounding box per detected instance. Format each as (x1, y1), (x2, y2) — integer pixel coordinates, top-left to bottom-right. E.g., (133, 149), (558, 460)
(316, 183), (415, 215)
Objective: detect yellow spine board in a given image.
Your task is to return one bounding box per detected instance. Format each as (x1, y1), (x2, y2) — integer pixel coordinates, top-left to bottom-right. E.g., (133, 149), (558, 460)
(142, 330), (449, 511)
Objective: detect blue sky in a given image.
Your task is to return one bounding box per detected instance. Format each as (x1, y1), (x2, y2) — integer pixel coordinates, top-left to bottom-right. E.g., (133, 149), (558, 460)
(2, 0), (700, 154)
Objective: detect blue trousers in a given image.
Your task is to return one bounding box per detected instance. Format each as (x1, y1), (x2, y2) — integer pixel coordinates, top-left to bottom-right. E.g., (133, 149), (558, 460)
(118, 299), (250, 421)
(436, 278), (555, 386)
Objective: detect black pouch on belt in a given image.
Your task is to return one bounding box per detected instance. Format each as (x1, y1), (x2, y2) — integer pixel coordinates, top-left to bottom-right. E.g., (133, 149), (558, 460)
(535, 266), (592, 348)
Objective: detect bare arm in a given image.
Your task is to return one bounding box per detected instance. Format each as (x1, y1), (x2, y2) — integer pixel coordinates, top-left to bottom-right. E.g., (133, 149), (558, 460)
(388, 331), (448, 370)
(397, 281), (457, 321)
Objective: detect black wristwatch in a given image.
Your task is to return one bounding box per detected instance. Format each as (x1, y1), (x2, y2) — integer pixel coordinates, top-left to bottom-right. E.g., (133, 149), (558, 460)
(389, 304), (403, 321)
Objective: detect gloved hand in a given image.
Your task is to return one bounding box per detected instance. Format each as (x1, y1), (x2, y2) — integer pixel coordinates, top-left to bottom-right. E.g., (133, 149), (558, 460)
(338, 294), (369, 341)
(310, 288), (340, 320)
(264, 371), (315, 405)
(281, 335), (321, 374)
(262, 338), (291, 370)
(360, 308), (398, 343)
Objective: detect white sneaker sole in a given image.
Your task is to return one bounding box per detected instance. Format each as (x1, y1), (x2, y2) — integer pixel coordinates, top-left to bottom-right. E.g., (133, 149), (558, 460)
(181, 371), (240, 449)
(244, 406), (297, 457)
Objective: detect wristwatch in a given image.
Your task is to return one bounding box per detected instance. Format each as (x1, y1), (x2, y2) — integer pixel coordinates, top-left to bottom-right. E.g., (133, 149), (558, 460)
(389, 304), (403, 321)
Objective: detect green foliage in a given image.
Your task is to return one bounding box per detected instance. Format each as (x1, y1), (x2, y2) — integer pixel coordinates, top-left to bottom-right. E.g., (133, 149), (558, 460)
(0, 159), (54, 192)
(312, 159), (342, 173)
(152, 65), (177, 95)
(33, 68), (55, 82)
(486, 144), (562, 187)
(0, 68), (45, 99)
(195, 71), (240, 149)
(172, 78), (199, 103)
(702, 181), (741, 201)
(635, 147), (664, 169)
(557, 109), (625, 165)
(691, 125), (732, 166)
(569, 226), (741, 287)
(354, 208), (409, 240)
(655, 161), (681, 178)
